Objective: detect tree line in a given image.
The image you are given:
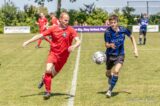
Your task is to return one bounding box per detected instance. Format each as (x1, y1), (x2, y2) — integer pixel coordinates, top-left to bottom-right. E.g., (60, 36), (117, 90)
(0, 1), (160, 33)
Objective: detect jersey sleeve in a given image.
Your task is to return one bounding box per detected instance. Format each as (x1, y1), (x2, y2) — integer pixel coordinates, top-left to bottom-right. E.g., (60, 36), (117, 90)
(124, 28), (132, 37)
(42, 27), (53, 36)
(70, 27), (78, 38)
(104, 30), (110, 43)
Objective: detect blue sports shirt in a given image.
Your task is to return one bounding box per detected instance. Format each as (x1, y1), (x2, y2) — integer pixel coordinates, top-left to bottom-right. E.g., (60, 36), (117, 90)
(104, 26), (131, 56)
(139, 18), (148, 31)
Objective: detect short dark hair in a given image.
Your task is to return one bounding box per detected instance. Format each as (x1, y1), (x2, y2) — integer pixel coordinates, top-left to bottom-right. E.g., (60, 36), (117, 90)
(109, 14), (119, 22)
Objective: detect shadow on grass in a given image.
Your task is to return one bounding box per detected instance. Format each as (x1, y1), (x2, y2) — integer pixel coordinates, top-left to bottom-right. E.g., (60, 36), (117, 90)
(97, 90), (131, 97)
(20, 92), (74, 99)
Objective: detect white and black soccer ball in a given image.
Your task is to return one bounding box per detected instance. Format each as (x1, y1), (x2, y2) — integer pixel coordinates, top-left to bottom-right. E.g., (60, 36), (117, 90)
(92, 51), (106, 65)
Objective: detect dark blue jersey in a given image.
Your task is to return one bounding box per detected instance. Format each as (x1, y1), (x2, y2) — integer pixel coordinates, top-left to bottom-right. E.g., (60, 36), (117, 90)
(139, 18), (148, 31)
(104, 26), (131, 56)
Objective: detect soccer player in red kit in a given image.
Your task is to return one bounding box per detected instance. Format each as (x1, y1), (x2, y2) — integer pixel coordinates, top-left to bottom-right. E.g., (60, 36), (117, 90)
(50, 12), (59, 26)
(35, 13), (50, 48)
(23, 12), (81, 99)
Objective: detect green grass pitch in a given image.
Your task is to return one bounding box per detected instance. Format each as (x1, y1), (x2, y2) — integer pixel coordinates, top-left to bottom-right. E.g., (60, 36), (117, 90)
(0, 32), (160, 106)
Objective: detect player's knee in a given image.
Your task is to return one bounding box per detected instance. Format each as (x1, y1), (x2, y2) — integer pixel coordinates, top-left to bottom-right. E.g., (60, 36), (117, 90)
(46, 63), (55, 74)
(139, 35), (143, 38)
(46, 69), (52, 74)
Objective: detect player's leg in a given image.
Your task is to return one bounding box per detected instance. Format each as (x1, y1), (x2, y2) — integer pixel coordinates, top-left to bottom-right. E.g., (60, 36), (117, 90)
(139, 30), (143, 45)
(36, 30), (45, 48)
(110, 63), (122, 90)
(36, 38), (42, 48)
(36, 36), (52, 49)
(43, 63), (58, 99)
(38, 63), (57, 89)
(106, 63), (122, 98)
(143, 31), (147, 45)
(106, 55), (124, 98)
(105, 55), (114, 97)
(106, 69), (112, 84)
(105, 55), (114, 85)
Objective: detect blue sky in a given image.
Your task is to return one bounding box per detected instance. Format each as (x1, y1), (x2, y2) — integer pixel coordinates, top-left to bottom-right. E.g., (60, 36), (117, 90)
(0, 0), (160, 14)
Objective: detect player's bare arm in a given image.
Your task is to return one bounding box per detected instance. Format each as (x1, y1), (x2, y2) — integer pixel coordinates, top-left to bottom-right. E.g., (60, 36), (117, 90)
(130, 35), (138, 57)
(23, 34), (43, 47)
(68, 36), (81, 52)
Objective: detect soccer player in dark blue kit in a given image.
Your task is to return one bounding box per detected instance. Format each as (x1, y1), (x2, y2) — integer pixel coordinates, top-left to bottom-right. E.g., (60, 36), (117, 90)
(138, 13), (149, 45)
(104, 15), (138, 98)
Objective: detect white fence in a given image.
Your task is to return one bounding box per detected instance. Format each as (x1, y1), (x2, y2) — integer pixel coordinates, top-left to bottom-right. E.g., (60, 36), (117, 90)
(4, 26), (30, 34)
(3, 25), (159, 34)
(132, 25), (159, 32)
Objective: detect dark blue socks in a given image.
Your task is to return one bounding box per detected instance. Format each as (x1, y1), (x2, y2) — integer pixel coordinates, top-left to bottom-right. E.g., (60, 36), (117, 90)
(109, 75), (118, 91)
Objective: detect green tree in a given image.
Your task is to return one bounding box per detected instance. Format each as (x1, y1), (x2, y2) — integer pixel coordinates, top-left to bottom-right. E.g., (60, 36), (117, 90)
(122, 6), (135, 25)
(34, 0), (77, 17)
(86, 8), (108, 25)
(24, 5), (40, 33)
(1, 1), (18, 26)
(68, 9), (79, 25)
(0, 10), (5, 33)
(112, 8), (128, 27)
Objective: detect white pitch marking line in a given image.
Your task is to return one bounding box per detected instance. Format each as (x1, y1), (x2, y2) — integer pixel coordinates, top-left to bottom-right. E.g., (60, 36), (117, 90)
(68, 32), (83, 106)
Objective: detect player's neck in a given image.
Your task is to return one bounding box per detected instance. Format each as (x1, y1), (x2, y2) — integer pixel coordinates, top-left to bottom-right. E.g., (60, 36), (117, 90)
(112, 26), (119, 32)
(59, 24), (67, 29)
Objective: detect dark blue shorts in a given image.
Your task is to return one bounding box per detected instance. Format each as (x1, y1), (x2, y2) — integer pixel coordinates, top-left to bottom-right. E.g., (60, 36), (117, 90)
(140, 29), (147, 36)
(106, 55), (125, 70)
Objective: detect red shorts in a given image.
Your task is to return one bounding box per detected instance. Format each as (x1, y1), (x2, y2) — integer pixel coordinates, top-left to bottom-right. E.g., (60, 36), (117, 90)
(47, 51), (69, 72)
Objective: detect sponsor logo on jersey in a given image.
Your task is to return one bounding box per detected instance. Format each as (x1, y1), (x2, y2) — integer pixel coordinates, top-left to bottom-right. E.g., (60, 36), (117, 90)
(62, 32), (67, 37)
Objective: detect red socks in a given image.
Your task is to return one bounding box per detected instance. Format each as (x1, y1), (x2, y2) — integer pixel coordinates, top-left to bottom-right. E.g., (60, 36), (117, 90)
(37, 39), (42, 47)
(44, 73), (52, 93)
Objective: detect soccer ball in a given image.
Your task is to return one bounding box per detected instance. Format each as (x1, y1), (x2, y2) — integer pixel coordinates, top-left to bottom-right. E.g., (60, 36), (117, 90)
(92, 51), (106, 64)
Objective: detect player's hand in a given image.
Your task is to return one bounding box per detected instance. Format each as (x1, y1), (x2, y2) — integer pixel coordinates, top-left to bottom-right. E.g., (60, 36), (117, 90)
(22, 41), (29, 47)
(134, 49), (138, 58)
(110, 43), (116, 49)
(68, 45), (76, 52)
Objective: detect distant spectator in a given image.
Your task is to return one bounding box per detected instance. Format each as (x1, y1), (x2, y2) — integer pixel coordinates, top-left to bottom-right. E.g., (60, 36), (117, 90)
(83, 22), (88, 26)
(74, 20), (78, 26)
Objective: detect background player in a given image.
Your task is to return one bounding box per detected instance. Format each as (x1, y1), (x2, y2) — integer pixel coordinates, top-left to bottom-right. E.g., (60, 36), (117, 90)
(104, 15), (138, 98)
(23, 12), (81, 99)
(138, 13), (149, 45)
(50, 12), (59, 26)
(35, 13), (50, 48)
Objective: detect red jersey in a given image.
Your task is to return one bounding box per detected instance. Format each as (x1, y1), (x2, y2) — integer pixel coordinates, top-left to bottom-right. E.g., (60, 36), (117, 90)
(42, 25), (77, 54)
(37, 17), (48, 32)
(51, 17), (59, 26)
(42, 25), (78, 72)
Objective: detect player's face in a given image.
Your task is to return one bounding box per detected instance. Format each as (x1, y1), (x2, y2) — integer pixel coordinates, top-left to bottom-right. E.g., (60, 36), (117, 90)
(143, 14), (147, 18)
(40, 13), (44, 18)
(109, 20), (118, 29)
(60, 15), (69, 28)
